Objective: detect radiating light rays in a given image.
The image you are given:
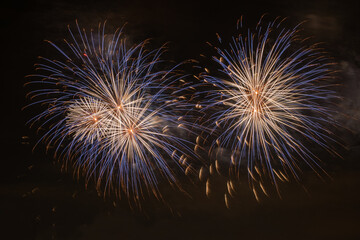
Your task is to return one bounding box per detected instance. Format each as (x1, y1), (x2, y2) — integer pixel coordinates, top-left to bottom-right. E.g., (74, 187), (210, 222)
(66, 97), (110, 143)
(26, 18), (340, 207)
(26, 21), (197, 204)
(202, 17), (339, 199)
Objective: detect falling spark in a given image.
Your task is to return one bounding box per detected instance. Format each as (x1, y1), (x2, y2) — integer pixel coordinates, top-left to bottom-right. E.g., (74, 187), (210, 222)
(199, 166), (206, 181)
(206, 179), (211, 198)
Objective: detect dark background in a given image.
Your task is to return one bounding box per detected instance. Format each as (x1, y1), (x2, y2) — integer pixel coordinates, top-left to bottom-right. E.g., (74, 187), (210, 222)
(2, 0), (360, 239)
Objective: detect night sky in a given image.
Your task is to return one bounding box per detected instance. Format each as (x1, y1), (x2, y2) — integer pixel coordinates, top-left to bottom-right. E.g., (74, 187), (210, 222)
(2, 0), (360, 239)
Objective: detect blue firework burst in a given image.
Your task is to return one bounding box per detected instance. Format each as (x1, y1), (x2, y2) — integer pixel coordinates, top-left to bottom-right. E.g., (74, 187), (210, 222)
(26, 22), (196, 202)
(202, 17), (340, 199)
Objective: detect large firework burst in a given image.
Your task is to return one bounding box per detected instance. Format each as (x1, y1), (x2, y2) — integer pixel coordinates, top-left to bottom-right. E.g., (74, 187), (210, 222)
(202, 17), (339, 199)
(26, 22), (195, 202)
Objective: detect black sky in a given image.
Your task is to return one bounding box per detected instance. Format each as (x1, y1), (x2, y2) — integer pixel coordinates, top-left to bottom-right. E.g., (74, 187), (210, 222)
(2, 0), (360, 239)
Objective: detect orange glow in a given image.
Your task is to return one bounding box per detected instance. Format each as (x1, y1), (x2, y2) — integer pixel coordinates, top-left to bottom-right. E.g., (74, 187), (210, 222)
(117, 104), (124, 111)
(128, 128), (135, 135)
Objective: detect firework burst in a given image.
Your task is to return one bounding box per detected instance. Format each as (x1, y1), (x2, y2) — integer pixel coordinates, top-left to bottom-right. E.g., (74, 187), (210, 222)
(26, 22), (196, 203)
(202, 17), (339, 199)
